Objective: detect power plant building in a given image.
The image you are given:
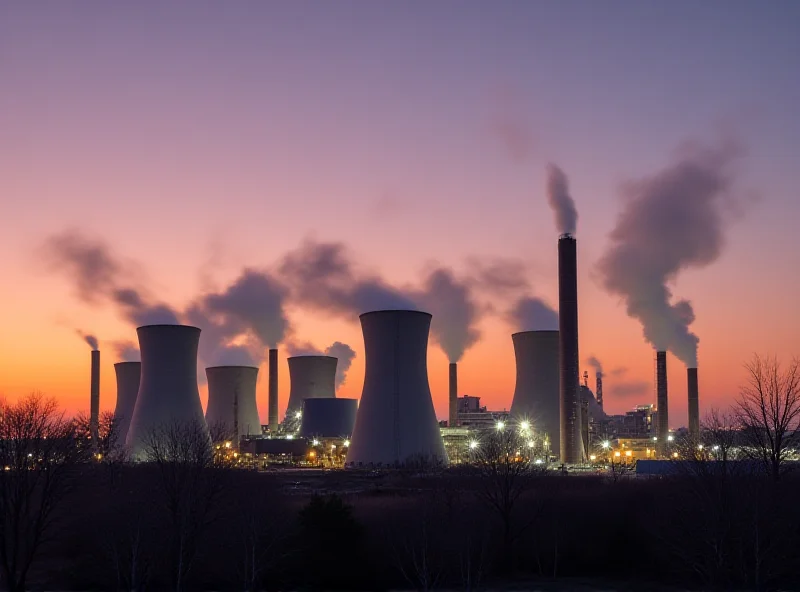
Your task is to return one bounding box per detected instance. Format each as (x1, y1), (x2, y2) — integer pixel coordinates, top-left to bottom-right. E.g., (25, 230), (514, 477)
(113, 361), (141, 447)
(125, 325), (209, 459)
(346, 310), (448, 467)
(286, 355), (337, 417)
(299, 398), (358, 438)
(509, 330), (560, 457)
(205, 365), (261, 438)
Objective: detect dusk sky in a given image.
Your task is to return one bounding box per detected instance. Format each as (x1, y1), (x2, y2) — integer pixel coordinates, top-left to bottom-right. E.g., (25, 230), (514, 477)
(1, 1), (798, 427)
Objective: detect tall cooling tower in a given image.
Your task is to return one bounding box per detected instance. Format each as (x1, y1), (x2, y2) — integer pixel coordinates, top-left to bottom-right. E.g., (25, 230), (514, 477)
(509, 331), (560, 457)
(448, 363), (458, 427)
(299, 398), (358, 438)
(558, 234), (582, 463)
(286, 355), (337, 416)
(205, 366), (261, 438)
(656, 351), (668, 455)
(113, 362), (140, 447)
(346, 310), (448, 467)
(268, 349), (278, 431)
(90, 350), (100, 445)
(688, 367), (699, 439)
(125, 325), (208, 459)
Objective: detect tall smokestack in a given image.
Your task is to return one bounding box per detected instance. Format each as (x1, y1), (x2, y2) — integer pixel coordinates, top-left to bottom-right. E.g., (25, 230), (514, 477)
(596, 372), (603, 410)
(90, 349), (100, 447)
(688, 367), (699, 439)
(268, 348), (278, 432)
(449, 362), (458, 427)
(558, 234), (582, 463)
(656, 351), (668, 455)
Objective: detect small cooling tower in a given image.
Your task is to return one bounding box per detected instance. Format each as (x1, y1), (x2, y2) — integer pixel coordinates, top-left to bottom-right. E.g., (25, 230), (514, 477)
(299, 398), (358, 438)
(509, 331), (560, 457)
(205, 366), (261, 438)
(125, 325), (209, 459)
(346, 310), (448, 467)
(113, 362), (141, 446)
(286, 355), (337, 417)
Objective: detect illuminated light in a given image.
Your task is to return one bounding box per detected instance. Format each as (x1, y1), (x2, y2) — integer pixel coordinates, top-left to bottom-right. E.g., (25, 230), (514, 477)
(625, 451), (632, 457)
(27, 453), (32, 458)
(469, 440), (478, 450)
(697, 444), (704, 450)
(614, 451), (621, 458)
(233, 452), (238, 458)
(526, 440), (535, 448)
(667, 435), (674, 442)
(225, 441), (232, 449)
(309, 451), (316, 458)
(602, 441), (610, 449)
(713, 445), (720, 451)
(286, 435), (294, 440)
(295, 411), (302, 419)
(343, 439), (350, 447)
(495, 421), (505, 431)
(312, 439), (320, 446)
(652, 437), (658, 442)
(520, 421), (531, 432)
(672, 452), (679, 458)
(590, 454), (597, 461)
(331, 444), (337, 449)
(534, 459), (543, 465)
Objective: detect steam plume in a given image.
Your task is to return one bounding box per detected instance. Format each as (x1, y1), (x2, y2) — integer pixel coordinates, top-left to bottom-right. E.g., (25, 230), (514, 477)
(586, 355), (604, 377)
(286, 342), (322, 357)
(546, 164), (578, 235)
(509, 297), (558, 331)
(596, 139), (741, 367)
(325, 341), (356, 388)
(112, 340), (140, 362)
(77, 331), (99, 350)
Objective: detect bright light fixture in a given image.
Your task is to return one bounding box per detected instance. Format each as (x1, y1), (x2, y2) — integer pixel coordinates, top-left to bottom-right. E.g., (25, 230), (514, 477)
(520, 421), (530, 432)
(343, 439), (350, 447)
(469, 440), (478, 450)
(312, 439), (320, 446)
(602, 441), (610, 449)
(526, 440), (534, 448)
(295, 411), (302, 419)
(667, 435), (674, 442)
(495, 421), (505, 431)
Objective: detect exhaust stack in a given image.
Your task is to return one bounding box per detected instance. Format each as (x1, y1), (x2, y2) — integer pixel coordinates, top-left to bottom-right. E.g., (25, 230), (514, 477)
(90, 349), (100, 447)
(268, 349), (278, 431)
(596, 372), (603, 410)
(448, 363), (458, 427)
(558, 234), (582, 463)
(688, 367), (699, 439)
(656, 351), (668, 455)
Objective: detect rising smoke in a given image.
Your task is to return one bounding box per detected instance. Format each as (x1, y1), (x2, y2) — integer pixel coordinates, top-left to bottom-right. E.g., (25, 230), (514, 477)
(508, 297), (558, 331)
(596, 139), (742, 367)
(112, 340), (140, 362)
(546, 163), (578, 235)
(586, 355), (604, 377)
(325, 342), (356, 388)
(77, 331), (99, 350)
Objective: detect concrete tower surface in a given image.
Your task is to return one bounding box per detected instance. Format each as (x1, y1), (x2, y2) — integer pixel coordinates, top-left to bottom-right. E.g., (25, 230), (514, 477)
(656, 351), (669, 455)
(448, 363), (458, 427)
(125, 325), (209, 459)
(90, 349), (100, 445)
(286, 355), (337, 417)
(113, 361), (141, 447)
(205, 366), (261, 438)
(558, 234), (582, 463)
(299, 398), (358, 438)
(268, 349), (279, 431)
(509, 330), (560, 457)
(687, 367), (699, 439)
(346, 310), (448, 467)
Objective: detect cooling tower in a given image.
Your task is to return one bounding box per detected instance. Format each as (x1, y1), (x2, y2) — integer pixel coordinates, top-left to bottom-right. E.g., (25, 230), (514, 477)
(656, 351), (668, 455)
(509, 331), (560, 457)
(448, 362), (458, 427)
(299, 398), (358, 438)
(205, 366), (261, 438)
(90, 349), (100, 445)
(558, 234), (582, 463)
(346, 310), (448, 467)
(286, 355), (337, 416)
(688, 367), (699, 439)
(268, 349), (278, 431)
(113, 361), (140, 447)
(125, 325), (208, 459)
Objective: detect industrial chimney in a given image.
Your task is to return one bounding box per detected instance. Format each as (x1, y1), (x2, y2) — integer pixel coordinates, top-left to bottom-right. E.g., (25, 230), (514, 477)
(558, 234), (582, 463)
(299, 398), (358, 439)
(596, 371), (603, 410)
(113, 361), (140, 447)
(90, 349), (100, 447)
(286, 355), (337, 418)
(687, 367), (699, 439)
(509, 331), (560, 458)
(205, 366), (261, 439)
(125, 325), (209, 459)
(656, 351), (668, 455)
(448, 363), (458, 427)
(346, 310), (448, 467)
(268, 348), (278, 432)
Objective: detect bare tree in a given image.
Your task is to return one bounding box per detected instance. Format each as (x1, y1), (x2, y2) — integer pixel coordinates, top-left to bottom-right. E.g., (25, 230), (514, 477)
(237, 494), (289, 591)
(74, 410), (127, 486)
(141, 419), (227, 591)
(471, 423), (544, 571)
(735, 355), (800, 482)
(0, 393), (88, 592)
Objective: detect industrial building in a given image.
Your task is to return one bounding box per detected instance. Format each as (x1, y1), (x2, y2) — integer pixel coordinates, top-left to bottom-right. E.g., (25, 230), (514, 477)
(454, 395), (509, 429)
(113, 361), (140, 446)
(205, 365), (262, 439)
(298, 398), (357, 439)
(125, 324), (209, 459)
(346, 310), (448, 467)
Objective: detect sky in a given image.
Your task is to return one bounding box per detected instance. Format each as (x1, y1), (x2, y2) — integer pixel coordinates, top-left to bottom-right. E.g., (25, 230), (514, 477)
(1, 1), (798, 428)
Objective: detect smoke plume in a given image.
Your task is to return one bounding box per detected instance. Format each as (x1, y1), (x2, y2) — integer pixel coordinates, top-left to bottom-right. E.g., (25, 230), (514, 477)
(586, 355), (604, 377)
(509, 297), (558, 331)
(546, 163), (578, 235)
(285, 342), (322, 357)
(416, 268), (480, 362)
(596, 139), (741, 367)
(76, 331), (99, 350)
(325, 341), (356, 389)
(112, 340), (140, 362)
